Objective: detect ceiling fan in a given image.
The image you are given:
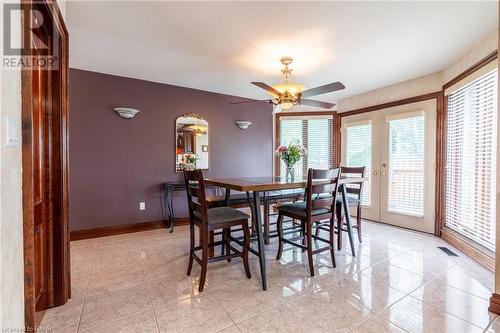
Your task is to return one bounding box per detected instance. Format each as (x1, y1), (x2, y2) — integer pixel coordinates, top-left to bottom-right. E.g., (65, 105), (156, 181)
(232, 56), (345, 110)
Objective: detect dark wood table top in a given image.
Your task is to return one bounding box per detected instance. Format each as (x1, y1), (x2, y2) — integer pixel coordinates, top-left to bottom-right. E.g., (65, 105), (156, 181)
(205, 176), (366, 192)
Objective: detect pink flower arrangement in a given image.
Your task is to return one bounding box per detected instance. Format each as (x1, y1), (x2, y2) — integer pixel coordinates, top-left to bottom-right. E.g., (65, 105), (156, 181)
(276, 145), (289, 154)
(275, 142), (307, 168)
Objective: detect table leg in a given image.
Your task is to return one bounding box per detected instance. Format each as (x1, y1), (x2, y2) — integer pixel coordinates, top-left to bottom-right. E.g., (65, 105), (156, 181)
(246, 192), (257, 235)
(341, 184), (356, 257)
(168, 187), (175, 233)
(224, 188), (231, 206)
(252, 191), (267, 290)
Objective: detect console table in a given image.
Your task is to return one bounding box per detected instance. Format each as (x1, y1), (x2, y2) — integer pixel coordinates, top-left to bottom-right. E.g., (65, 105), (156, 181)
(161, 181), (185, 233)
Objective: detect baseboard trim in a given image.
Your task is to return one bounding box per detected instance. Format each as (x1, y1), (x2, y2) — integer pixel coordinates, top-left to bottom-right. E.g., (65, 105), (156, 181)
(441, 227), (494, 271)
(490, 293), (500, 315)
(70, 218), (190, 241)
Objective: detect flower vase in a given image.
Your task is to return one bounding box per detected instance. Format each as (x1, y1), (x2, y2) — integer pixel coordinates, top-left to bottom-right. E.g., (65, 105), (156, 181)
(285, 165), (295, 180)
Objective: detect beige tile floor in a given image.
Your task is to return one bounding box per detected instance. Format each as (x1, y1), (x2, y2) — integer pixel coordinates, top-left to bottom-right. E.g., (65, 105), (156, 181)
(42, 220), (497, 333)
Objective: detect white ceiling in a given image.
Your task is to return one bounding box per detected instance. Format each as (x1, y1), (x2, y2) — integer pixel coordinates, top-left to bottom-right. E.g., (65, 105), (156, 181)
(66, 1), (498, 107)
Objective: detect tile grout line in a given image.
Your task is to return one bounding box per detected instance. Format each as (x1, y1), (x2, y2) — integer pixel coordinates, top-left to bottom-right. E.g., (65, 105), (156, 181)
(405, 282), (494, 330)
(75, 263), (92, 332)
(141, 258), (162, 333)
(383, 293), (486, 331)
(76, 246), (157, 331)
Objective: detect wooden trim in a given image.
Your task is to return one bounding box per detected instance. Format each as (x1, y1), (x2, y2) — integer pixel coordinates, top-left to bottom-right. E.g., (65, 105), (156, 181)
(70, 219), (190, 241)
(443, 50), (498, 89)
(435, 92), (446, 236)
(333, 113), (341, 167)
(438, 51), (498, 263)
(274, 111), (337, 176)
(339, 92), (442, 117)
(22, 1), (69, 328)
(337, 92), (442, 236)
(441, 227), (494, 271)
(277, 111), (337, 117)
(21, 1), (35, 326)
(489, 293), (500, 315)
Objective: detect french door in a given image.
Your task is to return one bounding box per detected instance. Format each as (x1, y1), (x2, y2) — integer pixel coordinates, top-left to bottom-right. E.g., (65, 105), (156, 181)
(341, 100), (437, 233)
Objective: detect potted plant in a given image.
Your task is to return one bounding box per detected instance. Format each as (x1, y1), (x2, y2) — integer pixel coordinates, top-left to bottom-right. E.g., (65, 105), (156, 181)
(275, 141), (307, 180)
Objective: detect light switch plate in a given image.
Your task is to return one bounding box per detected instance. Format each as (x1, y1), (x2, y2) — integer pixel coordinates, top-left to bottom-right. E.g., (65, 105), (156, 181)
(5, 116), (19, 147)
(139, 201), (146, 211)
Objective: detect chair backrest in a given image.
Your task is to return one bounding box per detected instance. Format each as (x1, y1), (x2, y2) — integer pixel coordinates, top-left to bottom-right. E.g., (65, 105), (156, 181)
(305, 168), (340, 216)
(183, 170), (208, 226)
(340, 166), (366, 199)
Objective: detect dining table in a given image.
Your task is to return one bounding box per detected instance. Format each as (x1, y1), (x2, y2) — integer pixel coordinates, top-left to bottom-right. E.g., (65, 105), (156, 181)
(205, 176), (366, 291)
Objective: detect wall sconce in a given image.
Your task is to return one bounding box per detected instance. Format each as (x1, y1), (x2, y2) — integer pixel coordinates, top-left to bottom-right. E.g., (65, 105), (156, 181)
(234, 120), (252, 130)
(114, 107), (140, 119)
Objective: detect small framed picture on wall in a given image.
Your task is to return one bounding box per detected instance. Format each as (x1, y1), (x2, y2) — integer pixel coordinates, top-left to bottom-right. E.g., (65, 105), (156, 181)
(202, 145), (209, 152)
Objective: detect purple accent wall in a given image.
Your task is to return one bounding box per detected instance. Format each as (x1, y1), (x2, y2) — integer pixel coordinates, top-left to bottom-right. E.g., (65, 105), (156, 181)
(69, 69), (273, 231)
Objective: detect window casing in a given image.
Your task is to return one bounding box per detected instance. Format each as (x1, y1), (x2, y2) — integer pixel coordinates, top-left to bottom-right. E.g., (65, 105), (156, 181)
(277, 114), (334, 178)
(444, 67), (498, 252)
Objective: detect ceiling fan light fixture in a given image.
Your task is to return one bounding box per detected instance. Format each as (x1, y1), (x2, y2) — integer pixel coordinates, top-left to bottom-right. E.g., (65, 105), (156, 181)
(245, 57), (345, 111)
(280, 102), (294, 110)
(271, 82), (306, 97)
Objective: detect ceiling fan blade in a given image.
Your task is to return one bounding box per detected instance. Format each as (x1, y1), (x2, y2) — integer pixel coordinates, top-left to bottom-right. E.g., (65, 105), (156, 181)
(300, 82), (345, 98)
(230, 99), (270, 105)
(300, 99), (336, 109)
(251, 82), (281, 96)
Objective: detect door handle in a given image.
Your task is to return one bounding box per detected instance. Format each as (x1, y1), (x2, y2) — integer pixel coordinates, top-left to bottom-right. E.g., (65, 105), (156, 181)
(382, 171), (387, 176)
(372, 171), (378, 176)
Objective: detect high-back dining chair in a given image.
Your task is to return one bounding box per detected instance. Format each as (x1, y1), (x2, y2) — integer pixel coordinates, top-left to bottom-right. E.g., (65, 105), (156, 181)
(183, 170), (251, 292)
(335, 166), (366, 250)
(275, 168), (340, 276)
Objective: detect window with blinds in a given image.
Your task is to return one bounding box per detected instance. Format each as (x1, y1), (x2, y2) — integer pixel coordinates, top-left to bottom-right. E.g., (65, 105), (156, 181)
(344, 122), (372, 206)
(445, 68), (498, 251)
(279, 115), (333, 178)
(387, 113), (425, 216)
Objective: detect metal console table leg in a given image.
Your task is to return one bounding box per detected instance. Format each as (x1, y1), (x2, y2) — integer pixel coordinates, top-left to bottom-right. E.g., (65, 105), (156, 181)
(163, 184), (175, 233)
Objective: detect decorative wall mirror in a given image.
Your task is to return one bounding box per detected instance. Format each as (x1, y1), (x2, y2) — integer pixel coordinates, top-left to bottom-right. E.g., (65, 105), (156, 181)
(175, 113), (209, 172)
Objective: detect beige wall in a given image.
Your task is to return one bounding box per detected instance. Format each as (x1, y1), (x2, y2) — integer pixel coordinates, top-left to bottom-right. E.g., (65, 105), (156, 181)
(444, 29), (498, 84)
(337, 72), (443, 112)
(337, 28), (498, 113)
(0, 1), (25, 330)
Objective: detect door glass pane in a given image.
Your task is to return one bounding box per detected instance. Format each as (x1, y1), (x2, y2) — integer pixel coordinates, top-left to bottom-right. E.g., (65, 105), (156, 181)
(387, 115), (425, 216)
(345, 123), (372, 206)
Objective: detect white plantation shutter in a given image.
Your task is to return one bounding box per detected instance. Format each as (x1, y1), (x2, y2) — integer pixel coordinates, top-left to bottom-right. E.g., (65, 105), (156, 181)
(445, 68), (498, 251)
(344, 121), (372, 206)
(386, 113), (425, 216)
(279, 115), (333, 177)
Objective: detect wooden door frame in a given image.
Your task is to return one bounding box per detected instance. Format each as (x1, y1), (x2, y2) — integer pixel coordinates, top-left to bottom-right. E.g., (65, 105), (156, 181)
(21, 0), (70, 328)
(338, 91), (443, 236)
(274, 111), (340, 176)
